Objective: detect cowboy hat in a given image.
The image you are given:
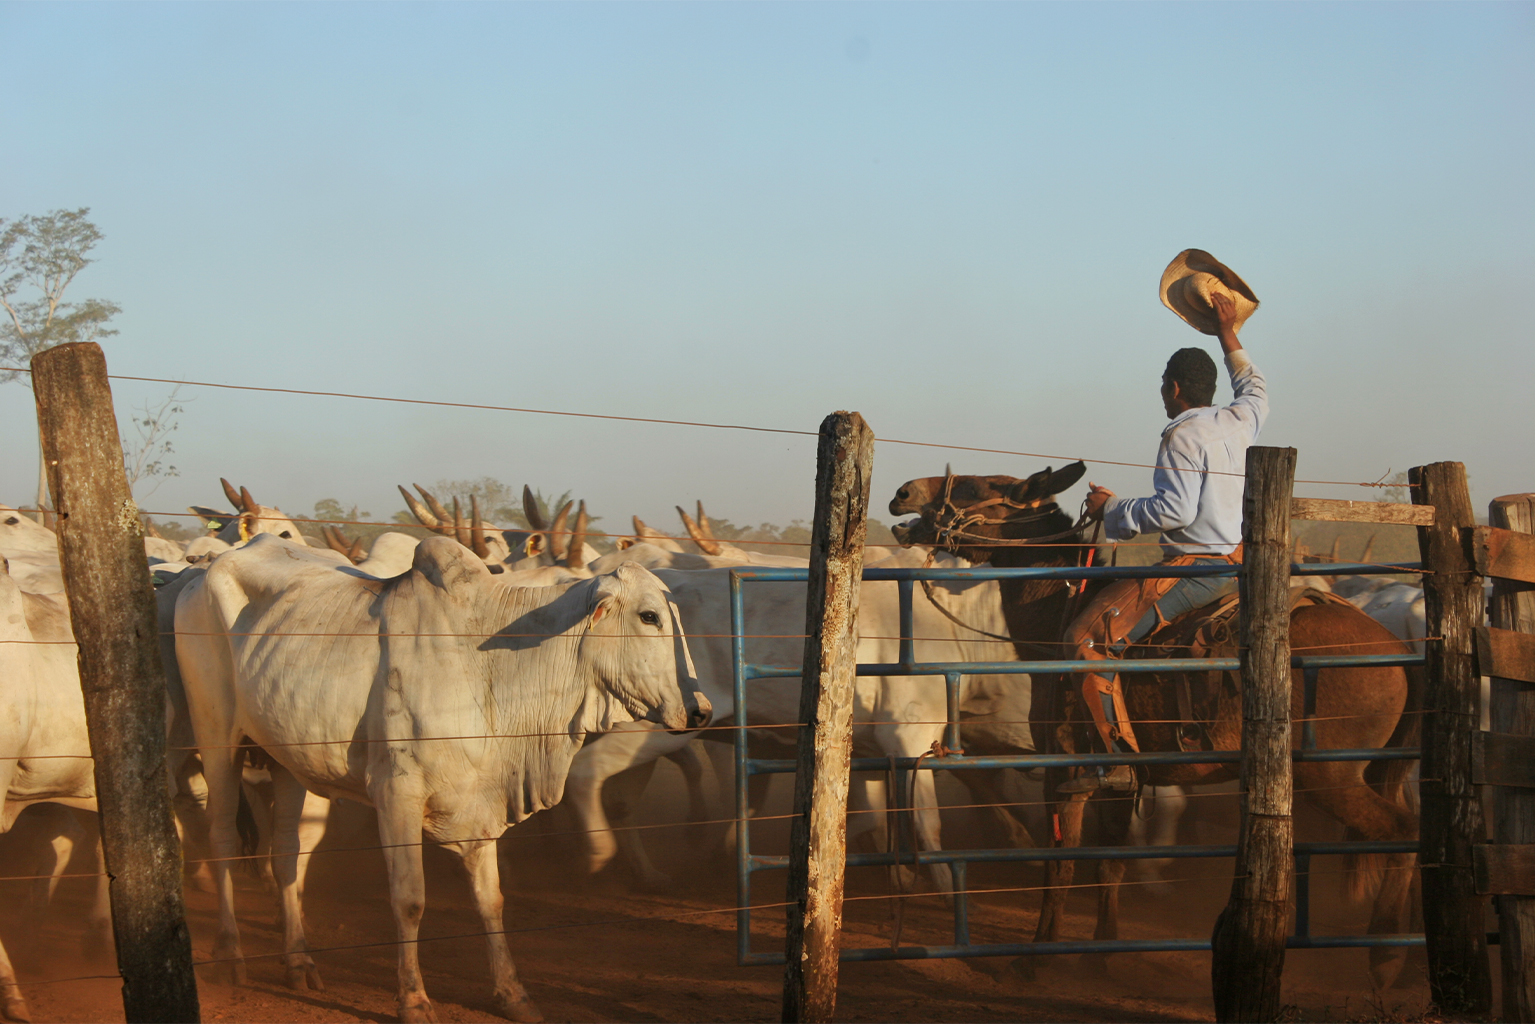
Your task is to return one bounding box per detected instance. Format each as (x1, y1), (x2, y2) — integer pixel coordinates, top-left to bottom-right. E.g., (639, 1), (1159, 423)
(1159, 249), (1260, 335)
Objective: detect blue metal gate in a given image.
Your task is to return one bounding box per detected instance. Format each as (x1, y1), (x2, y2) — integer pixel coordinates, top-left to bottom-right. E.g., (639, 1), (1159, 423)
(731, 560), (1426, 966)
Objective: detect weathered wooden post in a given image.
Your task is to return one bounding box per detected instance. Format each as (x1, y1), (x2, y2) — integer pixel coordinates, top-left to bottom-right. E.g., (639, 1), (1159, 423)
(1211, 445), (1295, 1022)
(781, 411), (874, 1024)
(1411, 461), (1492, 1015)
(31, 342), (201, 1023)
(1478, 493), (1534, 1021)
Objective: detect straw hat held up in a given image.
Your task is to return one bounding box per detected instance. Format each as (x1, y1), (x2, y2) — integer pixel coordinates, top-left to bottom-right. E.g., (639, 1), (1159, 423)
(1160, 249), (1260, 335)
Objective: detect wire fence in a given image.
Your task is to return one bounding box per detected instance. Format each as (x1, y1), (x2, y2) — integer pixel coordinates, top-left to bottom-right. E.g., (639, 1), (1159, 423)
(0, 359), (1443, 1007)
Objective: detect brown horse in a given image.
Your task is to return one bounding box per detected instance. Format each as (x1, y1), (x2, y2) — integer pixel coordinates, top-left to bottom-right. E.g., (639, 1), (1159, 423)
(889, 462), (1419, 989)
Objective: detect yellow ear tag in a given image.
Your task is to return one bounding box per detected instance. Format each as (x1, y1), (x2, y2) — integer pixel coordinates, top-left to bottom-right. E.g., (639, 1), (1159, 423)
(238, 518), (252, 542)
(591, 603), (607, 622)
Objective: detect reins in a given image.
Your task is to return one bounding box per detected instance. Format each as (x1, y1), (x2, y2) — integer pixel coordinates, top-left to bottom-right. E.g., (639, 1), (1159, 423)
(913, 473), (1101, 656)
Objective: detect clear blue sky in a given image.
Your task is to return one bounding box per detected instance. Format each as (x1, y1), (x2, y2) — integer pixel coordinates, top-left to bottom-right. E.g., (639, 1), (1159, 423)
(2, 1), (1530, 533)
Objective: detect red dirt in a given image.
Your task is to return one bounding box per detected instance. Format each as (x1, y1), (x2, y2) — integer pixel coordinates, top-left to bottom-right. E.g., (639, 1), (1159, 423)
(2, 783), (1446, 1024)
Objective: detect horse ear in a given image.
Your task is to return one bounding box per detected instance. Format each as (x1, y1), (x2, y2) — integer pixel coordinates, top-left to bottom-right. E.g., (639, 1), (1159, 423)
(1045, 461), (1087, 495)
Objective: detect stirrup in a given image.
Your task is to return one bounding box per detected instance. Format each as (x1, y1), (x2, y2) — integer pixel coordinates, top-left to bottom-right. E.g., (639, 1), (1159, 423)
(1056, 764), (1136, 795)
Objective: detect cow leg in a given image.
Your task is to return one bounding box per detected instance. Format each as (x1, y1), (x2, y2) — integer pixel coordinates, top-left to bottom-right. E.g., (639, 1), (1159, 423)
(84, 834), (112, 959)
(565, 727), (694, 881)
(452, 836), (542, 1024)
(374, 784), (436, 1023)
(199, 744), (248, 984)
(1126, 785), (1187, 890)
(908, 769), (954, 894)
(22, 804), (82, 935)
(664, 741), (711, 847)
(268, 767), (325, 991)
(0, 933), (26, 1024)
(603, 761), (671, 890)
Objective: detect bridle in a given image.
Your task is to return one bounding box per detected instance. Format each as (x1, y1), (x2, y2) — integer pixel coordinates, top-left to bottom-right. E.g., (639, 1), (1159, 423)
(926, 469), (1093, 553)
(913, 469), (1102, 652)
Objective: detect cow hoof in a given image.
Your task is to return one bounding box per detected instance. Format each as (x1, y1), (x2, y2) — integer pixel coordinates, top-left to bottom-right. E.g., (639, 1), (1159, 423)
(494, 994), (544, 1023)
(286, 963), (325, 992)
(399, 999), (438, 1023)
(1, 993), (32, 1024)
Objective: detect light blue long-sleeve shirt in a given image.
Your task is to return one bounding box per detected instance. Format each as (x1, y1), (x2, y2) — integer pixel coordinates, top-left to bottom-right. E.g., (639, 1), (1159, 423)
(1103, 351), (1268, 558)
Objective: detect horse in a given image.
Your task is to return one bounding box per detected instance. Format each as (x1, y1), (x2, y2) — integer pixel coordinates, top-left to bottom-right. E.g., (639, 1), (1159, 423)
(888, 461), (1420, 990)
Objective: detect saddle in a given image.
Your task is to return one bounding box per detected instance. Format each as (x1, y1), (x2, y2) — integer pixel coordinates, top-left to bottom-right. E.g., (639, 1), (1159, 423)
(1123, 586), (1357, 752)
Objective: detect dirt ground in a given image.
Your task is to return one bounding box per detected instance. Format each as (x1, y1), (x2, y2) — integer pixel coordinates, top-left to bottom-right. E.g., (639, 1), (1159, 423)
(1, 760), (1458, 1024)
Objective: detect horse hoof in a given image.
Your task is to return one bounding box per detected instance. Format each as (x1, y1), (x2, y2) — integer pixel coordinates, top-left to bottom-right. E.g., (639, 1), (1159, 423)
(1, 993), (32, 1024)
(1008, 956), (1038, 982)
(495, 994), (545, 1023)
(399, 999), (438, 1023)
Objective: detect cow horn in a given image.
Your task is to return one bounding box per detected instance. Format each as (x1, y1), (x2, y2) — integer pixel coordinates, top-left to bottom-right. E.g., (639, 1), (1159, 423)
(522, 485), (547, 531)
(221, 478), (243, 508)
(696, 501), (717, 541)
(470, 494), (491, 559)
(633, 515), (664, 540)
(677, 505), (721, 556)
(399, 485), (440, 529)
(566, 500), (589, 568)
(415, 486), (455, 535)
(452, 497), (471, 549)
(321, 525), (351, 556)
(1328, 536), (1341, 563)
(349, 537), (365, 564)
(239, 486), (259, 515)
(145, 519), (163, 539)
(1360, 533), (1377, 564)
(549, 500), (573, 560)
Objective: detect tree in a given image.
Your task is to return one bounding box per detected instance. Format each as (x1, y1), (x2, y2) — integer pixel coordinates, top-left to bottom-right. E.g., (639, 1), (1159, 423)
(1, 208), (121, 379)
(1, 208), (121, 521)
(122, 385), (188, 498)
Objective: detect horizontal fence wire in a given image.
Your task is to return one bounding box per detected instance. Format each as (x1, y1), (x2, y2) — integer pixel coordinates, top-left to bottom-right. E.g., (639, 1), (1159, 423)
(12, 857), (1419, 987)
(0, 775), (1423, 886)
(0, 365), (1404, 488)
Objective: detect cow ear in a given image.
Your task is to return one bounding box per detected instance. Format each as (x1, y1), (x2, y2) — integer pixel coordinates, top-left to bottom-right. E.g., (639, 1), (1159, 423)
(525, 534), (546, 558)
(589, 575), (623, 622)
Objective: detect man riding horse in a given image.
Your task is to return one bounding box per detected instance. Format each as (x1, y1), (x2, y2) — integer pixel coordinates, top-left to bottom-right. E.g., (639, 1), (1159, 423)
(1061, 249), (1265, 793)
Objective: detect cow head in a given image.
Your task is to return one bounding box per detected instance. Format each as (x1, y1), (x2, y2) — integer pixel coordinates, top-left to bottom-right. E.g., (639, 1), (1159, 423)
(580, 562), (710, 735)
(214, 479), (306, 545)
(888, 462), (1087, 563)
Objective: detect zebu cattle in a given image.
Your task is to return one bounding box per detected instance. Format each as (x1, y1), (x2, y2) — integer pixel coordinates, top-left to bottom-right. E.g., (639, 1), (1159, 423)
(564, 542), (1039, 892)
(398, 484), (601, 570)
(0, 560), (95, 1024)
(173, 535), (708, 1023)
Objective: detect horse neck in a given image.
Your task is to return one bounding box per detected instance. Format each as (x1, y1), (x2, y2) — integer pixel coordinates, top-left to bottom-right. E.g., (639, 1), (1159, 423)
(987, 541), (1080, 651)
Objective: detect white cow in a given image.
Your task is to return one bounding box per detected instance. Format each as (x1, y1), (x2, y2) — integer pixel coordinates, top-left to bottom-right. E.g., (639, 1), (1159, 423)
(564, 544), (1038, 893)
(0, 560), (96, 1024)
(173, 535), (707, 1023)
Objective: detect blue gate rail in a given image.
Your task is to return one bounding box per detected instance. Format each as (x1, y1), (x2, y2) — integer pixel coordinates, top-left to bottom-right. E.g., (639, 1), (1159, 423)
(730, 561), (1428, 966)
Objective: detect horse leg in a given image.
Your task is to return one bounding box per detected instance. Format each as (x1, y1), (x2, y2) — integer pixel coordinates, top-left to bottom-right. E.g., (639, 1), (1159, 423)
(1013, 792), (1091, 979)
(1299, 763), (1419, 995)
(954, 769), (1036, 849)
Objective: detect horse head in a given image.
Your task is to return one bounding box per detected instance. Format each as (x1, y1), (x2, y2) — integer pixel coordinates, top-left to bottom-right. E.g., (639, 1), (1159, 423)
(889, 462), (1087, 563)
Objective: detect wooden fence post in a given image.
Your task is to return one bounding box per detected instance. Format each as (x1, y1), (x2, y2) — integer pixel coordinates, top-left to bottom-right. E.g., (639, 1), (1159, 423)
(781, 411), (874, 1024)
(31, 342), (201, 1024)
(1211, 445), (1296, 1022)
(1484, 493), (1533, 1021)
(1411, 461), (1492, 1015)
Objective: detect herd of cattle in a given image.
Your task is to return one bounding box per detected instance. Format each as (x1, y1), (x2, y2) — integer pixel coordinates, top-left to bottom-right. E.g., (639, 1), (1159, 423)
(0, 478), (1429, 1023)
